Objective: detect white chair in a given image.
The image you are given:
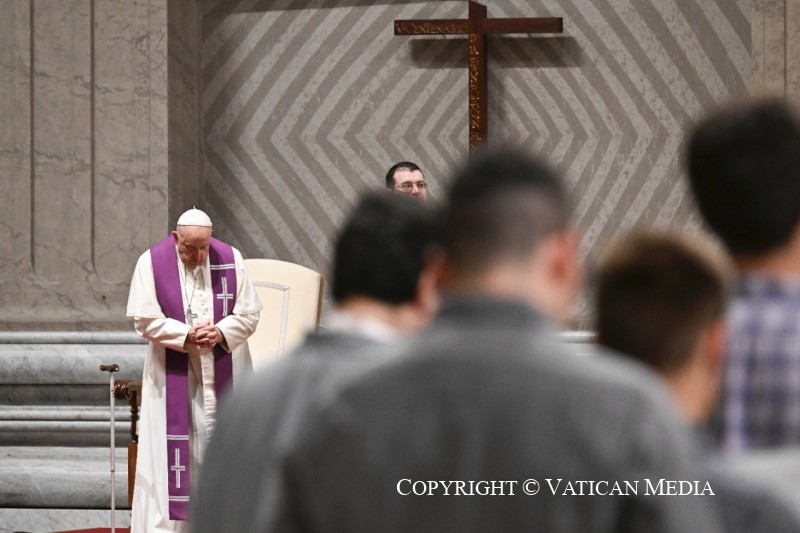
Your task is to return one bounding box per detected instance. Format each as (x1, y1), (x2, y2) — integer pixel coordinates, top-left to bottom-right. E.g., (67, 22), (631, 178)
(243, 258), (325, 368)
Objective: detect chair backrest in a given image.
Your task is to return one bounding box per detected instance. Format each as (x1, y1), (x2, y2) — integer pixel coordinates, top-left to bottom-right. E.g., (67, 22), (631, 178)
(244, 258), (325, 368)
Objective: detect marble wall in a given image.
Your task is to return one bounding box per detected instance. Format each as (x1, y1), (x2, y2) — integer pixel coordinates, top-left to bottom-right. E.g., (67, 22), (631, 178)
(0, 1), (799, 331)
(752, 0), (800, 99)
(200, 0), (754, 326)
(0, 0), (168, 330)
(168, 0), (205, 226)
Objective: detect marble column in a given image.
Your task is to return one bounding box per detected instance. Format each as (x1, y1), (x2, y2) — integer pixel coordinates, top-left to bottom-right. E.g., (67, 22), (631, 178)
(0, 0), (168, 331)
(752, 0), (800, 100)
(168, 0), (205, 224)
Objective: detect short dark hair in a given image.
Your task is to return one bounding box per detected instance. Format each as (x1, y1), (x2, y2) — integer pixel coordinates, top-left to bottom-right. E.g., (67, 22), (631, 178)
(444, 149), (570, 276)
(595, 232), (730, 374)
(686, 99), (800, 256)
(386, 161), (422, 188)
(332, 191), (441, 304)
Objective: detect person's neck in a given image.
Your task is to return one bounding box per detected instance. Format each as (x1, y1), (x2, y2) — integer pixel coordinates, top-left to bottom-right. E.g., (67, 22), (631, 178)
(734, 232), (800, 279)
(665, 372), (712, 426)
(335, 297), (425, 336)
(445, 264), (564, 325)
(662, 322), (724, 426)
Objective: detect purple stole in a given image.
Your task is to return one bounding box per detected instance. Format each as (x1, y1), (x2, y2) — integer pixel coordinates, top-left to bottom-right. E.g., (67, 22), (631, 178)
(150, 236), (237, 521)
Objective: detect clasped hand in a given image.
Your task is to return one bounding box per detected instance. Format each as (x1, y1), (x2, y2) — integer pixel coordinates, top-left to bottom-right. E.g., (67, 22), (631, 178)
(187, 321), (220, 349)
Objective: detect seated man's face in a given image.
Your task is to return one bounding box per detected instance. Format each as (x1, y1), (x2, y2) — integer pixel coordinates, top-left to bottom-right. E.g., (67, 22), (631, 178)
(391, 169), (428, 201)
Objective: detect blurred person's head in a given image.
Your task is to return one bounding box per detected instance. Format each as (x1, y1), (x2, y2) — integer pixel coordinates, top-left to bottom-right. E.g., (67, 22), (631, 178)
(687, 99), (800, 266)
(332, 191), (442, 333)
(595, 231), (732, 424)
(441, 149), (580, 324)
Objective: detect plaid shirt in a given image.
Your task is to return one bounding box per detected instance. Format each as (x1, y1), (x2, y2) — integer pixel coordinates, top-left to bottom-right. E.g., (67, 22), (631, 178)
(713, 275), (800, 451)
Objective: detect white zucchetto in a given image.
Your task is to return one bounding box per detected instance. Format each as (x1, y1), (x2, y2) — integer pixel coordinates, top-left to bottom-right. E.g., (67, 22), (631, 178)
(177, 208), (213, 227)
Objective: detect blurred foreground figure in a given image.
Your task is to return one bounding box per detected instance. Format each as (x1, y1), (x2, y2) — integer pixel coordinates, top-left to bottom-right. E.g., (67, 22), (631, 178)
(192, 192), (442, 532)
(595, 231), (800, 532)
(687, 99), (800, 451)
(259, 150), (723, 533)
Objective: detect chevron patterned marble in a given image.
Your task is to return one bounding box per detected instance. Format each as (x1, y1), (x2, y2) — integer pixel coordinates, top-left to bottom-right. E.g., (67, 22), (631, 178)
(201, 0), (750, 324)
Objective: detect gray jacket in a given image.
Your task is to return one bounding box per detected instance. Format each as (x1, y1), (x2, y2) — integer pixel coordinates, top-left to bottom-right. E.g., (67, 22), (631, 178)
(277, 296), (724, 533)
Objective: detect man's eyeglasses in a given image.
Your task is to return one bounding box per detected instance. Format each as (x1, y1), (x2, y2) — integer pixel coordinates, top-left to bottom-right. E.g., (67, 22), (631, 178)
(392, 181), (428, 192)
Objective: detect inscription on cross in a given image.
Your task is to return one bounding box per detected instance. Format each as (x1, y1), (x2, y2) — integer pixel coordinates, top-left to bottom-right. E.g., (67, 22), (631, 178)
(395, 1), (563, 153)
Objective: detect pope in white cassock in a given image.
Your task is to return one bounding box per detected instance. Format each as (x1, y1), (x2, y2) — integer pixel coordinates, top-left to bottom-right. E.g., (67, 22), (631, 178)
(126, 208), (261, 532)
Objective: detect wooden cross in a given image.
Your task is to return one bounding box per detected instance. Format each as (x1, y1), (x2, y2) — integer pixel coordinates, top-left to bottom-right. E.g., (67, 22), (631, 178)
(395, 1), (563, 153)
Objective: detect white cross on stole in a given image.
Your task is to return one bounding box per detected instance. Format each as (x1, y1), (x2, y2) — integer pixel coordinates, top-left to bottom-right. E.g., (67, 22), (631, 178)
(216, 277), (233, 316)
(171, 448), (186, 489)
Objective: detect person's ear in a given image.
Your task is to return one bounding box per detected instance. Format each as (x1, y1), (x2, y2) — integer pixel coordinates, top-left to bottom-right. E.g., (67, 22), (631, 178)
(546, 227), (583, 323)
(702, 319), (726, 375)
(172, 230), (180, 245)
(692, 318), (726, 423)
(415, 246), (447, 314)
(551, 229), (580, 282)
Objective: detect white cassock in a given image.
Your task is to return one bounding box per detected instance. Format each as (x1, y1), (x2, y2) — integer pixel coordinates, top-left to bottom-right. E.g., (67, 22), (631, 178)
(126, 245), (261, 533)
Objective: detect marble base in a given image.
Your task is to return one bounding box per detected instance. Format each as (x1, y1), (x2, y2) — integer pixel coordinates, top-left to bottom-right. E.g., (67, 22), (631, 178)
(0, 508), (130, 533)
(0, 335), (142, 531)
(0, 447), (130, 508)
(0, 340), (145, 448)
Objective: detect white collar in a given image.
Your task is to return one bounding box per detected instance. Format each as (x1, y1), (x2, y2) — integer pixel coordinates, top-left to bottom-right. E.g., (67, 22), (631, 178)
(323, 310), (402, 343)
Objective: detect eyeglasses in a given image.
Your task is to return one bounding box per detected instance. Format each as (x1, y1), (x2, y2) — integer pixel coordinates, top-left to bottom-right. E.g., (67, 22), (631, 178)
(392, 181), (428, 192)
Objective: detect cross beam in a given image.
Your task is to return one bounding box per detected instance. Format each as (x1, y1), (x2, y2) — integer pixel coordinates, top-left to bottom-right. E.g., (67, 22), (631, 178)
(395, 1), (563, 153)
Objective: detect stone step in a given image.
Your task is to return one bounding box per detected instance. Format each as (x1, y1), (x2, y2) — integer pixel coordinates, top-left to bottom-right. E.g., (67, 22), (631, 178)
(0, 424), (132, 448)
(0, 446), (131, 509)
(0, 405), (130, 420)
(0, 406), (136, 446)
(0, 339), (145, 386)
(0, 508), (132, 533)
(0, 336), (145, 448)
(0, 334), (144, 531)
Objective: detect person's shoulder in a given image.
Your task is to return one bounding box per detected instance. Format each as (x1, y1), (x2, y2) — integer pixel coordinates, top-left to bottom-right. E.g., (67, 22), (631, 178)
(291, 331), (392, 390)
(332, 328), (668, 425)
(303, 328), (385, 354)
(578, 343), (672, 395)
(283, 336), (415, 409)
(723, 447), (800, 517)
(561, 343), (687, 435)
(133, 247), (154, 269)
(238, 332), (385, 400)
(338, 322), (666, 403)
(217, 355), (304, 427)
(706, 462), (800, 533)
(135, 236), (174, 262)
(206, 235), (239, 254)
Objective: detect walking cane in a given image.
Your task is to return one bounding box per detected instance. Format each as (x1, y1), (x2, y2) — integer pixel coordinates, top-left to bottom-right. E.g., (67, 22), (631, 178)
(100, 363), (120, 533)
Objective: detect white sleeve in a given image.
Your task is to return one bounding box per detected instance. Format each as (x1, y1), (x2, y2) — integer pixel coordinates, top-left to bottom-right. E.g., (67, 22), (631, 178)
(127, 250), (190, 352)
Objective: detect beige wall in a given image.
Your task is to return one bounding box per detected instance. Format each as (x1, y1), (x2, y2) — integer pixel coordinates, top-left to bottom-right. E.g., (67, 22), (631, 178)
(0, 0), (798, 330)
